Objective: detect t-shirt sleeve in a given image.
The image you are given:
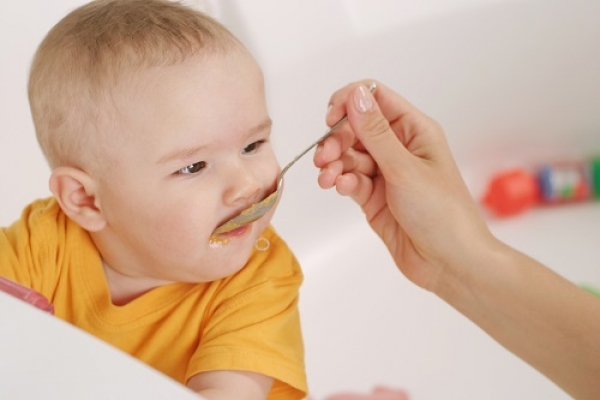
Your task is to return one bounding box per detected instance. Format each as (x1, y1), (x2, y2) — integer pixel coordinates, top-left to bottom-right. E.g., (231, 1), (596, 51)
(0, 199), (62, 300)
(186, 228), (307, 399)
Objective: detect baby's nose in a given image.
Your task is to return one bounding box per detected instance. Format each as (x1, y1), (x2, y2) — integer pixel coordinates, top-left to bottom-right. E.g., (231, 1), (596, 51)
(223, 164), (263, 205)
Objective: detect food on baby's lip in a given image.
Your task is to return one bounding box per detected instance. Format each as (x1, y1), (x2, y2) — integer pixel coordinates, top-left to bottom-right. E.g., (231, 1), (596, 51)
(212, 191), (277, 235)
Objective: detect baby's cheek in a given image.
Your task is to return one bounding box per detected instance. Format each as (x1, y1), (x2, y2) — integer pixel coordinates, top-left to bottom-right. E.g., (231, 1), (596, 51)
(263, 157), (281, 187)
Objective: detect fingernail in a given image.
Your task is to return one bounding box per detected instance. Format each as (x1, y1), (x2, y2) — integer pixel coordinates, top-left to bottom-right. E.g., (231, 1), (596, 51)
(354, 85), (373, 113)
(314, 145), (322, 158)
(326, 103), (333, 116)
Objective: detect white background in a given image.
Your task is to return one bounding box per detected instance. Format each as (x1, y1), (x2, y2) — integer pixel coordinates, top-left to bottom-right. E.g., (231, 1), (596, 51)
(1, 0), (600, 398)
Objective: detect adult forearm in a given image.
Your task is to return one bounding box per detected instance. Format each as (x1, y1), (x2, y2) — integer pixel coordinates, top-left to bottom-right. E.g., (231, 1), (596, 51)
(437, 239), (600, 399)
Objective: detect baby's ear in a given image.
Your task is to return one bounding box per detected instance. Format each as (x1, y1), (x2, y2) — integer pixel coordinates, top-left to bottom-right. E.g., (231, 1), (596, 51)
(49, 167), (106, 232)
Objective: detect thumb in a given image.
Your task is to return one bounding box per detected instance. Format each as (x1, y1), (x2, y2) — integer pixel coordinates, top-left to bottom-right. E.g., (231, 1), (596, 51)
(347, 85), (410, 179)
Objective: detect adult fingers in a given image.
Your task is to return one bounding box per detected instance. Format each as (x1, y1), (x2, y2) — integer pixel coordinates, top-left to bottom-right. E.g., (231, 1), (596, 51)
(345, 84), (412, 181)
(316, 80), (380, 168)
(317, 147), (378, 189)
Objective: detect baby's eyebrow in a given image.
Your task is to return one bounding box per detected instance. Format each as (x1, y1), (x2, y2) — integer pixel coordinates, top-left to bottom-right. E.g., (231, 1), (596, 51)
(250, 118), (273, 136)
(157, 143), (209, 165)
(157, 118), (273, 165)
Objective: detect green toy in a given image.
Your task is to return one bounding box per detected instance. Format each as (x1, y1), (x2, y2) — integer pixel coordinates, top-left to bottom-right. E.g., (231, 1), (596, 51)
(580, 284), (600, 298)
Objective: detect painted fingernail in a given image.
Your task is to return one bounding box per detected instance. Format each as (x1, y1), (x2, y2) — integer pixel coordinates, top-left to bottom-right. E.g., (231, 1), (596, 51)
(314, 145), (322, 161)
(354, 85), (373, 113)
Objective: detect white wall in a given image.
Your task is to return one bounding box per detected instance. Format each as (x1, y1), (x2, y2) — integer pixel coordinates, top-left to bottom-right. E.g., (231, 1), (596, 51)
(1, 1), (600, 399)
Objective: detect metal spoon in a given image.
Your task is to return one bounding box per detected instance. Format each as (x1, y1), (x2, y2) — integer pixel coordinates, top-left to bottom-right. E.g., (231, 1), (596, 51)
(212, 82), (377, 236)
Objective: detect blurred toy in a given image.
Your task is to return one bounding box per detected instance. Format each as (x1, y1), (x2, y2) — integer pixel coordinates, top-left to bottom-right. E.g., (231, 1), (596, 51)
(580, 284), (600, 298)
(483, 157), (600, 217)
(0, 276), (54, 314)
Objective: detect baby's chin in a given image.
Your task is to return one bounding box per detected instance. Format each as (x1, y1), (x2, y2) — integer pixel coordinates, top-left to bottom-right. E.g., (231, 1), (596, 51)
(199, 244), (256, 277)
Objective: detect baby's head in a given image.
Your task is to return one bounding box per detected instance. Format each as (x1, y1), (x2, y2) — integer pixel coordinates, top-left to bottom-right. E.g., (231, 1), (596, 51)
(29, 0), (240, 173)
(29, 0), (281, 287)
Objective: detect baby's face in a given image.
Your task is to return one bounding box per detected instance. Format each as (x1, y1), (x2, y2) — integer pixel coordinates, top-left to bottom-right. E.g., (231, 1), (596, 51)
(93, 49), (280, 284)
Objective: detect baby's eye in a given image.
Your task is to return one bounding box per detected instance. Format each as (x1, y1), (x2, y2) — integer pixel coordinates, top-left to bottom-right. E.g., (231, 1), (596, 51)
(177, 161), (206, 175)
(243, 140), (266, 154)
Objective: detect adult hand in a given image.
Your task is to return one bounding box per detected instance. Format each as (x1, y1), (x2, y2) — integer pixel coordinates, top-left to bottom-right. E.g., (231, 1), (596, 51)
(314, 80), (600, 400)
(314, 80), (493, 292)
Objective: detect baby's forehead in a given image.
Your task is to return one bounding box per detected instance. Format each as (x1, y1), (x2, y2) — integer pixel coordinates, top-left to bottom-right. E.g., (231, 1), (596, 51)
(96, 51), (255, 134)
(108, 46), (248, 91)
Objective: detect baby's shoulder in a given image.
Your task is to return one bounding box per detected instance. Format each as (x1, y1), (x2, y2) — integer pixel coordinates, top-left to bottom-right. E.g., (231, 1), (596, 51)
(14, 197), (90, 251)
(23, 197), (72, 232)
(241, 225), (302, 282)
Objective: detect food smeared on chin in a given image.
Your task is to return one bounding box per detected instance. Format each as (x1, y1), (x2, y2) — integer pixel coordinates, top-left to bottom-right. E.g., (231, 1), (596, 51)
(208, 234), (230, 247)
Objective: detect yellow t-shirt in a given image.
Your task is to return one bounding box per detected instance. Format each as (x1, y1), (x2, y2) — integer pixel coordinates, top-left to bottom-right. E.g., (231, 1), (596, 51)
(0, 198), (306, 398)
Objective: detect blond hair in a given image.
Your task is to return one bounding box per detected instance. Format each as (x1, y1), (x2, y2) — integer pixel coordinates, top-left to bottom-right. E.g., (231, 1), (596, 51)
(28, 0), (242, 171)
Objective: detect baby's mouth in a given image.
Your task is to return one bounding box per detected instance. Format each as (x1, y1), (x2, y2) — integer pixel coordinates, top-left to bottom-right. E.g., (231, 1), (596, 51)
(212, 192), (273, 236)
(208, 221), (251, 247)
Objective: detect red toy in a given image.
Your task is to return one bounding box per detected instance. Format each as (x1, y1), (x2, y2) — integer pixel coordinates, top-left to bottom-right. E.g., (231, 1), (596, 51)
(483, 169), (540, 216)
(483, 158), (600, 217)
(0, 276), (54, 314)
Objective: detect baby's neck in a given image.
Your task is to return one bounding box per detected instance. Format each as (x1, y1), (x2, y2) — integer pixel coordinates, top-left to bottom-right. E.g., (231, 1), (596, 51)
(101, 261), (163, 306)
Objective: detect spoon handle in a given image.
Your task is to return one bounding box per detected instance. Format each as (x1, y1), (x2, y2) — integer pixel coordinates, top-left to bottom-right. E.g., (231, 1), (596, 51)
(281, 81), (377, 177)
(280, 115), (348, 177)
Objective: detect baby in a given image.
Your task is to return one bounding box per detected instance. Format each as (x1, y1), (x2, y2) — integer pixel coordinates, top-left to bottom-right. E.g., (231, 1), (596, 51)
(0, 0), (306, 398)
